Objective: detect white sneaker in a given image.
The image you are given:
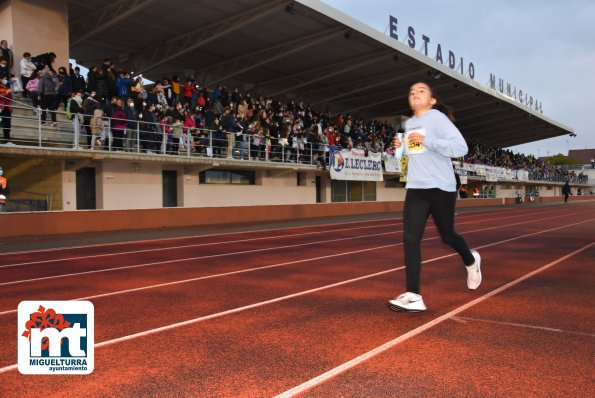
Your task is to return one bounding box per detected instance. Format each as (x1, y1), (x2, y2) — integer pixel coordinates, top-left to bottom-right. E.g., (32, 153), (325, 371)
(467, 250), (482, 290)
(388, 292), (427, 312)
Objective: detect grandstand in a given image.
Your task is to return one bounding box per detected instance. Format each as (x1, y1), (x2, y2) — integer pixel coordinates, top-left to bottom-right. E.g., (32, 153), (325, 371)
(0, 0), (593, 235)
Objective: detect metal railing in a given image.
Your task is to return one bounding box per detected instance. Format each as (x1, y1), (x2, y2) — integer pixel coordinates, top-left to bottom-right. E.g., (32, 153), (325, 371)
(2, 101), (334, 166)
(0, 199), (48, 212)
(458, 166), (591, 185)
(1, 94), (593, 185)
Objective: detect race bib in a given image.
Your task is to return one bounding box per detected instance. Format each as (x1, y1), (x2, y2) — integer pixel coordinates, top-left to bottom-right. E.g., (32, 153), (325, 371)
(405, 128), (427, 155)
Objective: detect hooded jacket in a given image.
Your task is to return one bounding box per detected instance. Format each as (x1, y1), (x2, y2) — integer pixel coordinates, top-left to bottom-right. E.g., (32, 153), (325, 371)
(37, 71), (57, 96)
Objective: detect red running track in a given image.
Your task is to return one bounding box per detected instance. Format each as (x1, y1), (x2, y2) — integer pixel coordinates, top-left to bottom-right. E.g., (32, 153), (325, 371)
(0, 202), (594, 397)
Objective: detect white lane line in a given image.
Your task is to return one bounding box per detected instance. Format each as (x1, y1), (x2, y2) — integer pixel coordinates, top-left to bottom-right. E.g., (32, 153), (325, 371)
(2, 216), (589, 316)
(450, 316), (595, 338)
(0, 241), (400, 316)
(0, 265), (407, 375)
(0, 217), (401, 257)
(0, 230), (399, 286)
(0, 212), (583, 287)
(0, 206), (561, 266)
(1, 229), (592, 375)
(0, 204), (533, 257)
(0, 221), (399, 268)
(273, 241), (595, 398)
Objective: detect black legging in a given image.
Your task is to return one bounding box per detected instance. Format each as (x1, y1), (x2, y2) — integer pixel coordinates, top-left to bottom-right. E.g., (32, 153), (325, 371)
(403, 188), (475, 294)
(0, 108), (11, 141)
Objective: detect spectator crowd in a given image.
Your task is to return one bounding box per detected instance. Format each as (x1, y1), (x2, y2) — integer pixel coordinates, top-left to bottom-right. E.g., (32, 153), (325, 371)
(0, 41), (591, 180)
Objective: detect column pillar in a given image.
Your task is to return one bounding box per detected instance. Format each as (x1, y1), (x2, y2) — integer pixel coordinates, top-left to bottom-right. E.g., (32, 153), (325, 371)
(0, 0), (69, 76)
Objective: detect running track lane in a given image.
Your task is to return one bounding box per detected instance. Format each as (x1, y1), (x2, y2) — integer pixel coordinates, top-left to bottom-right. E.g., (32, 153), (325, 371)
(0, 208), (570, 312)
(0, 208), (587, 354)
(0, 206), (558, 265)
(0, 207), (577, 290)
(276, 243), (595, 398)
(3, 204), (592, 396)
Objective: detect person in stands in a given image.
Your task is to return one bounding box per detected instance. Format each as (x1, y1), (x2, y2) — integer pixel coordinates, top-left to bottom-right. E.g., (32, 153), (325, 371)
(20, 52), (37, 98)
(0, 77), (14, 144)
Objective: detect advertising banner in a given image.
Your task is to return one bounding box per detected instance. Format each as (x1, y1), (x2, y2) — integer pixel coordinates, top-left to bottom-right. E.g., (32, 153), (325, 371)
(329, 148), (384, 181)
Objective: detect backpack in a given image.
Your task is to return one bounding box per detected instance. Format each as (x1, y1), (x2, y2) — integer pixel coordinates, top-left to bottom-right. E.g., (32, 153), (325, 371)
(65, 100), (73, 120)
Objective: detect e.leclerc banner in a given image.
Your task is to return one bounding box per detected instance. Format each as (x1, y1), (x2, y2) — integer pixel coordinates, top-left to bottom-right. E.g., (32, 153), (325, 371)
(329, 147), (383, 181)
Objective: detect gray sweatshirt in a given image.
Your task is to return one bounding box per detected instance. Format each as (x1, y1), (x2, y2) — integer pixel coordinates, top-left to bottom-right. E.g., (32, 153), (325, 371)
(404, 109), (468, 192)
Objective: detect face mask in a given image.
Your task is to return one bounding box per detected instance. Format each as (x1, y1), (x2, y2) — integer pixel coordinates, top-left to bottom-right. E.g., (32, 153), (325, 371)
(128, 103), (134, 108)
(0, 64), (6, 68)
(1, 79), (6, 85)
(0, 170), (3, 176)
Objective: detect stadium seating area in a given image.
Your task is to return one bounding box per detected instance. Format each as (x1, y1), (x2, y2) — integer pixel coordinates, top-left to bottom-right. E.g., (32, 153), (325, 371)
(0, 56), (590, 181)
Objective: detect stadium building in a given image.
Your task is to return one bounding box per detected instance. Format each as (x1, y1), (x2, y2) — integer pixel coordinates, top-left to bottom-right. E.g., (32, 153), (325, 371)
(0, 0), (592, 237)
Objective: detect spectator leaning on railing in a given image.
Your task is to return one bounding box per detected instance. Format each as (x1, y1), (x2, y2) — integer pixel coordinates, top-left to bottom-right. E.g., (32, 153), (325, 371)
(67, 90), (84, 148)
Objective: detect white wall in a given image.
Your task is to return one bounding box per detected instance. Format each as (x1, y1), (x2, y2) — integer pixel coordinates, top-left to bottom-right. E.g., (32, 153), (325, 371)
(1, 0), (70, 75)
(61, 165), (76, 211)
(100, 161), (164, 210)
(186, 170), (317, 207)
(376, 181), (406, 202)
(98, 163), (320, 209)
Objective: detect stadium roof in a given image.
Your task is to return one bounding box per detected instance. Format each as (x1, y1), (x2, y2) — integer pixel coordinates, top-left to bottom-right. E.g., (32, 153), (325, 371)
(67, 0), (573, 148)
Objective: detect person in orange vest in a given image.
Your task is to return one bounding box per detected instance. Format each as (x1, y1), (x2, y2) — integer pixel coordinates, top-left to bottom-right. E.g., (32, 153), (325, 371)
(0, 166), (8, 212)
(472, 184), (480, 198)
(459, 184), (467, 199)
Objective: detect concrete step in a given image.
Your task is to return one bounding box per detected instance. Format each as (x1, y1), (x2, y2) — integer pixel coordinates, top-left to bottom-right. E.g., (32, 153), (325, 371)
(5, 104), (76, 147)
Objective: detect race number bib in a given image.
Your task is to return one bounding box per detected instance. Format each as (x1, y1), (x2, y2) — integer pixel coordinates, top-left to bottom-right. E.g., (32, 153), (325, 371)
(405, 128), (427, 155)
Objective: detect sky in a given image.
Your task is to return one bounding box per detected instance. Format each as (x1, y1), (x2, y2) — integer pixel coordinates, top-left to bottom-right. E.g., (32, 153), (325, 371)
(319, 0), (595, 158)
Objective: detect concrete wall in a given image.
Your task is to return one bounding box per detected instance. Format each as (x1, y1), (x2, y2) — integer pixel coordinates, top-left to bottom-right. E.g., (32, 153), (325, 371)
(0, 157), (63, 210)
(62, 163), (76, 210)
(5, 196), (591, 239)
(93, 164), (323, 209)
(99, 161), (164, 209)
(0, 0), (70, 75)
(377, 182), (406, 202)
(0, 201), (397, 238)
(0, 3), (14, 56)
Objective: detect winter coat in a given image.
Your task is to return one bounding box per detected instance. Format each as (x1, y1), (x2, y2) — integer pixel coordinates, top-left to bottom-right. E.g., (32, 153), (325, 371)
(37, 72), (57, 96)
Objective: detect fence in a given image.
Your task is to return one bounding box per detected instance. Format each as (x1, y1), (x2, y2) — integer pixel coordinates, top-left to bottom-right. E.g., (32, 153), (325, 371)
(1, 199), (48, 212)
(2, 94), (593, 186)
(2, 99), (331, 167)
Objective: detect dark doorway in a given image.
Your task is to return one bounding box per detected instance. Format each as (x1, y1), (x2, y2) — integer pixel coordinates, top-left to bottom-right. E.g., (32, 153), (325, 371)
(163, 170), (178, 207)
(316, 176), (322, 203)
(76, 167), (96, 210)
